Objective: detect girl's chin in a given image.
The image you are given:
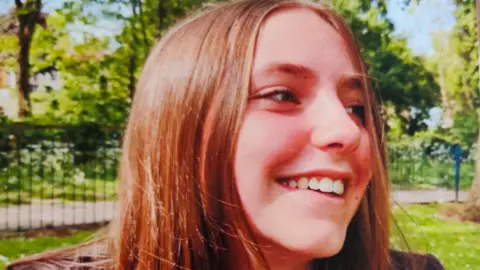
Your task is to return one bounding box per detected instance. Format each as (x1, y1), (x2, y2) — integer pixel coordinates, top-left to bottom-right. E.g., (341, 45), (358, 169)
(260, 225), (348, 260)
(284, 235), (345, 258)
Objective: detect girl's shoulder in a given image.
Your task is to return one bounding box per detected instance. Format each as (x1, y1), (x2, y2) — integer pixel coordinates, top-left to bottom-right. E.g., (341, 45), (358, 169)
(389, 250), (444, 270)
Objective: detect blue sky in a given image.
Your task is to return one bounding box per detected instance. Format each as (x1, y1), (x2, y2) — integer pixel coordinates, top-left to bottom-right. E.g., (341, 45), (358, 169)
(386, 0), (456, 55)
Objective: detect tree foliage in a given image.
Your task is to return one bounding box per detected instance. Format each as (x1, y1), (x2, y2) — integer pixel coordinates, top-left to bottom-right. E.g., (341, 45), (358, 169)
(0, 0), (440, 131)
(334, 0), (439, 135)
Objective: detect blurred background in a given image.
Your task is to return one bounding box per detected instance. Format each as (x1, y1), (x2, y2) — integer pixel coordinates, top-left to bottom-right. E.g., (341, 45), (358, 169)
(0, 0), (478, 269)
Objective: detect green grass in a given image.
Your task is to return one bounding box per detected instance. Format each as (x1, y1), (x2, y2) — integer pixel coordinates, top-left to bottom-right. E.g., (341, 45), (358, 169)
(0, 230), (96, 269)
(391, 204), (480, 270)
(0, 204), (478, 269)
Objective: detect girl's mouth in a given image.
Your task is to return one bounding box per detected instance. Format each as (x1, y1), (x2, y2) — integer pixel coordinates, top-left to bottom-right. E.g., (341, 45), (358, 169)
(276, 176), (346, 197)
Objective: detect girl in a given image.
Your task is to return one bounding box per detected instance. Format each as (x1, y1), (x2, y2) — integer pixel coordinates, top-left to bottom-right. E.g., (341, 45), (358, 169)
(7, 0), (444, 269)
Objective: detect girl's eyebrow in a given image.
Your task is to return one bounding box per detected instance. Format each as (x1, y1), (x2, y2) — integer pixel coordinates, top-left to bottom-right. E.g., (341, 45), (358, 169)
(254, 62), (316, 80)
(337, 74), (364, 90)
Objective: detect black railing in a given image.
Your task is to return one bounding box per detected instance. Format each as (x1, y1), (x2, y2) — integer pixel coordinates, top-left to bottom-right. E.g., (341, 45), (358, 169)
(0, 123), (476, 232)
(388, 143), (475, 190)
(0, 123), (121, 232)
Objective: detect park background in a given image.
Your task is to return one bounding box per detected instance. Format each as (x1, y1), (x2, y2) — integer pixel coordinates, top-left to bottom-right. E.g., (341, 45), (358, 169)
(0, 0), (479, 269)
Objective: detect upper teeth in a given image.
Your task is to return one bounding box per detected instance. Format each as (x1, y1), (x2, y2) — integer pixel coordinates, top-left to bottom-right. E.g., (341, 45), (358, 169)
(286, 177), (344, 195)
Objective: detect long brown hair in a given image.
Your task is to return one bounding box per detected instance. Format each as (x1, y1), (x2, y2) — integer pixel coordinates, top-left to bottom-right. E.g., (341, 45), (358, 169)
(7, 1), (390, 269)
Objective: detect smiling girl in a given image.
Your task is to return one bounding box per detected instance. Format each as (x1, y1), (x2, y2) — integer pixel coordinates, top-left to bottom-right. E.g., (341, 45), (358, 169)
(7, 0), (443, 269)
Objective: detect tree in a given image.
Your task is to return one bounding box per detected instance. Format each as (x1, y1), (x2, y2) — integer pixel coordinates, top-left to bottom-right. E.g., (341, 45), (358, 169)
(458, 0), (480, 222)
(426, 0), (480, 221)
(6, 0), (438, 131)
(335, 0), (440, 135)
(20, 0), (208, 124)
(12, 0), (45, 118)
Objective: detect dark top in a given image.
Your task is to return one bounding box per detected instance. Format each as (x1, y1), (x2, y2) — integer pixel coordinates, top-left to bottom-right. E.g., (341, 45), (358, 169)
(6, 250), (444, 269)
(389, 250), (444, 270)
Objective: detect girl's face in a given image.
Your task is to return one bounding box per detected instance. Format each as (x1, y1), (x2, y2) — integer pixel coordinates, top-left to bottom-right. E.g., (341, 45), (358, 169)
(234, 7), (372, 263)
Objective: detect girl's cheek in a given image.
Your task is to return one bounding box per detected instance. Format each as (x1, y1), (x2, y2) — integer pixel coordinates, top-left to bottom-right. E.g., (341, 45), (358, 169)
(350, 131), (373, 184)
(237, 111), (308, 170)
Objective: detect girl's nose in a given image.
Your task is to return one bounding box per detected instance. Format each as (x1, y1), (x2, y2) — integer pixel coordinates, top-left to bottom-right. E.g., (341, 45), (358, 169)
(309, 93), (362, 157)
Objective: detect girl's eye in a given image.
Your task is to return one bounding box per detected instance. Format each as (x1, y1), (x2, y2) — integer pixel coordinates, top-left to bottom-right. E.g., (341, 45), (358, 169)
(346, 105), (366, 126)
(259, 89), (300, 104)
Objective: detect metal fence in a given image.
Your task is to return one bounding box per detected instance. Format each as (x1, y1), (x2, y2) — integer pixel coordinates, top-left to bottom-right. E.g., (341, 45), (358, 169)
(388, 143), (475, 191)
(0, 123), (121, 232)
(0, 123), (476, 232)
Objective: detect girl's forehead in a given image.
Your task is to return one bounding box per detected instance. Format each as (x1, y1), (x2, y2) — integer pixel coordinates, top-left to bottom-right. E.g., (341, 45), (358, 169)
(252, 7), (358, 84)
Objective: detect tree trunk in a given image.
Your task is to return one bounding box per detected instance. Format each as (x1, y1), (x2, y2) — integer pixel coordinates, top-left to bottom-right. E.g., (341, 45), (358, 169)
(156, 0), (166, 38)
(15, 0), (42, 118)
(16, 33), (33, 118)
(438, 63), (453, 128)
(138, 0), (149, 48)
(461, 117), (480, 222)
(128, 52), (136, 100)
(128, 0), (139, 100)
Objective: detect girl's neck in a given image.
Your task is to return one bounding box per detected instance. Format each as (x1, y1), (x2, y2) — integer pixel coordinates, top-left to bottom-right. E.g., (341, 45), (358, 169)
(228, 238), (311, 270)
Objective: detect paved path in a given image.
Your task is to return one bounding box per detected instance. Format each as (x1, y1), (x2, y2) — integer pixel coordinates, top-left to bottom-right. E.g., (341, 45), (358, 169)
(0, 201), (116, 232)
(0, 190), (469, 232)
(391, 189), (468, 205)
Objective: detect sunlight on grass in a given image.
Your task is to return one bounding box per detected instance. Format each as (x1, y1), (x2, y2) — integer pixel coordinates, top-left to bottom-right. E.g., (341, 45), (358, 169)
(0, 230), (96, 269)
(391, 204), (480, 270)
